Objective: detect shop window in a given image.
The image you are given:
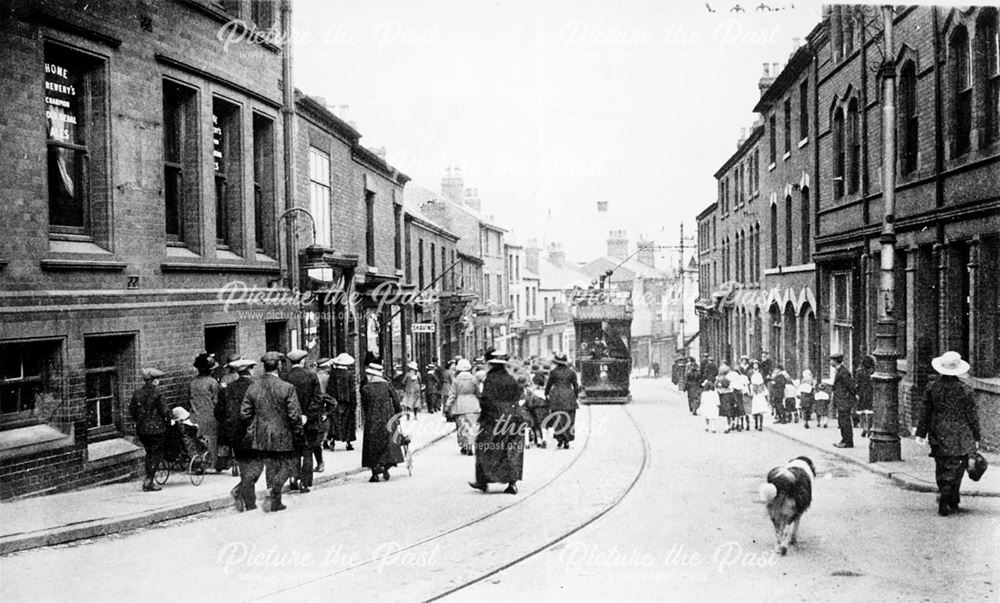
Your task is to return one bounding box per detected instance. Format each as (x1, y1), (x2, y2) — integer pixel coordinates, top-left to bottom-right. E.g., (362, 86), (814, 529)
(830, 271), (853, 368)
(1, 341), (60, 423)
(45, 43), (108, 240)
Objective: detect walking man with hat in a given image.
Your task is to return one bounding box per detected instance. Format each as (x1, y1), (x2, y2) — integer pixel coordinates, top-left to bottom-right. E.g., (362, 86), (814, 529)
(284, 349), (322, 494)
(218, 358), (255, 508)
(240, 352), (303, 512)
(129, 368), (171, 492)
(916, 351), (981, 516)
(830, 352), (857, 448)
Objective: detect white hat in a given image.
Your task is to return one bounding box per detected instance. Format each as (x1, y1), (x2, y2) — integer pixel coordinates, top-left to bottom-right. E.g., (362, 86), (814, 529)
(931, 351), (970, 376)
(231, 358), (256, 371)
(407, 361), (419, 370)
(171, 406), (190, 421)
(332, 353), (355, 366)
(456, 358), (472, 372)
(366, 363), (384, 377)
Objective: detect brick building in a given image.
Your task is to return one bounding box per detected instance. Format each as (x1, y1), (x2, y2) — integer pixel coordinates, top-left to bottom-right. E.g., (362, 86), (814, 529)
(0, 0), (288, 498)
(697, 5), (1000, 450)
(292, 92), (410, 377)
(812, 5), (999, 449)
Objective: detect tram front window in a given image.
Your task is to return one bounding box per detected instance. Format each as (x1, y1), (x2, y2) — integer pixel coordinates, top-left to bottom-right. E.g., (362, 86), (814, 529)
(578, 321), (629, 360)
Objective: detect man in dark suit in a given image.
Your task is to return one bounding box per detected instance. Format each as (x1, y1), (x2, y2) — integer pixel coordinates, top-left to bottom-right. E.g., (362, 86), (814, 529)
(129, 368), (171, 492)
(217, 359), (256, 510)
(284, 349), (322, 493)
(830, 352), (857, 448)
(240, 352), (303, 512)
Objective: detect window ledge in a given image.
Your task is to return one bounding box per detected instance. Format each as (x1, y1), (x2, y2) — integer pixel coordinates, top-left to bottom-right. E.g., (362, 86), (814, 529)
(768, 162), (777, 172)
(49, 239), (112, 255)
(0, 424), (74, 462)
(160, 261), (281, 274)
(783, 151), (792, 161)
(216, 248), (243, 261)
(41, 259), (126, 272)
(86, 437), (142, 465)
(968, 376), (1000, 395)
(167, 245), (201, 259)
(798, 137), (809, 148)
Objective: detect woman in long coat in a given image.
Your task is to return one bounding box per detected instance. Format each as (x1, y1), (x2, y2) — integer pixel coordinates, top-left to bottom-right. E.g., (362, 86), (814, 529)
(401, 361), (423, 417)
(446, 358), (481, 455)
(916, 351), (981, 516)
(470, 353), (525, 494)
(855, 355), (875, 437)
(684, 358), (702, 415)
(189, 352), (224, 471)
(327, 353), (357, 451)
(360, 363), (405, 482)
(545, 353), (580, 449)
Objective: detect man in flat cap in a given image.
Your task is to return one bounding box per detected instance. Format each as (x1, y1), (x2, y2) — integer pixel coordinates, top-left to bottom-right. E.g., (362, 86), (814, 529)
(129, 368), (171, 492)
(218, 359), (256, 510)
(240, 352), (303, 512)
(284, 349), (323, 493)
(830, 352), (857, 448)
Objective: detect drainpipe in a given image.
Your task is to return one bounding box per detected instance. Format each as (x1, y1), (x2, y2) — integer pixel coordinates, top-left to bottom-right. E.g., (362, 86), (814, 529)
(280, 0), (303, 346)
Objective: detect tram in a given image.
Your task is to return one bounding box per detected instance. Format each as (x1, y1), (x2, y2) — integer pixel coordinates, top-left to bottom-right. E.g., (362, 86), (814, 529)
(572, 291), (633, 404)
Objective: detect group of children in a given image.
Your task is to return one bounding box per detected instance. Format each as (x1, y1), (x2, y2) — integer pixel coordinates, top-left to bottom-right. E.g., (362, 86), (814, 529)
(698, 359), (834, 433)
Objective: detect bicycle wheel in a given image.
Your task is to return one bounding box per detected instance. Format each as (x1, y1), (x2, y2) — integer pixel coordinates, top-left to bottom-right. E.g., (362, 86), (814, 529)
(153, 459), (170, 485)
(188, 455), (206, 486)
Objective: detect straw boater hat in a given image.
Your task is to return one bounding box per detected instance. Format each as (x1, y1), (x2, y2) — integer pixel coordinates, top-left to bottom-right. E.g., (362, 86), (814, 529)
(456, 358), (472, 372)
(931, 351), (970, 376)
(225, 354), (244, 369)
(366, 363), (384, 377)
(317, 357), (332, 369)
(553, 352), (569, 366)
(332, 353), (355, 366)
(407, 361), (419, 370)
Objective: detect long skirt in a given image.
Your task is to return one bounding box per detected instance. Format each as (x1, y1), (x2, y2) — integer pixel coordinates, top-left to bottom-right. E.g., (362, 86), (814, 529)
(474, 418), (525, 484)
(719, 392), (739, 418)
(455, 412), (480, 451)
(548, 408), (577, 444)
(332, 403), (357, 443)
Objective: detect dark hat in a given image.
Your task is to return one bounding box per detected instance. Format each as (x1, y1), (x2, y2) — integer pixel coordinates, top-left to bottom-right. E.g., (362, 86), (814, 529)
(193, 352), (217, 371)
(968, 451), (989, 481)
(488, 352), (510, 365)
(260, 351), (285, 363)
(553, 352), (569, 365)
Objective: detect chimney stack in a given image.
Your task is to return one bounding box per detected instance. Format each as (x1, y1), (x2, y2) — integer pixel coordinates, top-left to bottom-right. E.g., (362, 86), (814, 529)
(758, 62), (778, 97)
(547, 242), (566, 267)
(607, 230), (629, 260)
(373, 146), (386, 160)
(525, 239), (540, 274)
(636, 236), (655, 269)
(464, 187), (482, 212)
(441, 166), (464, 203)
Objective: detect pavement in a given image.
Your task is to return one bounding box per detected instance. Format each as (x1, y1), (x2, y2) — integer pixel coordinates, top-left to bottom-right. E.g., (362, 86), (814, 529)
(0, 412), (456, 556)
(763, 415), (1000, 496)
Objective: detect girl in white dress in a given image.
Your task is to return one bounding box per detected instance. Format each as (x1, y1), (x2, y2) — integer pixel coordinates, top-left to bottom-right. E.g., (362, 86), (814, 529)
(750, 370), (769, 431)
(700, 377), (721, 433)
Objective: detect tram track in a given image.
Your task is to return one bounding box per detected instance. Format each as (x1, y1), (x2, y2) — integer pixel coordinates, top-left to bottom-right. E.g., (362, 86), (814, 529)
(254, 404), (604, 601)
(253, 402), (651, 602)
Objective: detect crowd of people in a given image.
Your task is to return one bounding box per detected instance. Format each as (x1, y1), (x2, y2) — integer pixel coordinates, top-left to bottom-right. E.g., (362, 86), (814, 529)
(680, 350), (876, 447)
(127, 346), (583, 510)
(677, 348), (983, 516)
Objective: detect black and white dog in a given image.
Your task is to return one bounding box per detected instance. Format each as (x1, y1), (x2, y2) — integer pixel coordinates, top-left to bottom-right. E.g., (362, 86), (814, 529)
(758, 456), (815, 555)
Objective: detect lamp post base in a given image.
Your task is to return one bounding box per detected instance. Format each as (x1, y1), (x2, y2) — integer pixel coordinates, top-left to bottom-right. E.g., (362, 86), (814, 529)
(869, 430), (902, 462)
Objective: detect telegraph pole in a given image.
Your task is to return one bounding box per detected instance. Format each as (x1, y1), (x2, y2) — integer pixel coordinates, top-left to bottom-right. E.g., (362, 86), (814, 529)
(870, 5), (902, 462)
(678, 222), (686, 357)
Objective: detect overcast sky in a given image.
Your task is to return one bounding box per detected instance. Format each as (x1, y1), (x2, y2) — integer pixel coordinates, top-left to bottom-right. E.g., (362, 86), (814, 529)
(292, 0), (823, 264)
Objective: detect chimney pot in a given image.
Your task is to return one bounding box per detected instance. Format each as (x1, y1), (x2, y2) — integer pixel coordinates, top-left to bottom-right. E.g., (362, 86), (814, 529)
(762, 63), (770, 77)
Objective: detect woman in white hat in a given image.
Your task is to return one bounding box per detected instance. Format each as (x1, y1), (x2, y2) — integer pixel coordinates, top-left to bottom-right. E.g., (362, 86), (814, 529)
(359, 363), (405, 482)
(915, 351), (981, 516)
(446, 358), (481, 455)
(401, 360), (423, 419)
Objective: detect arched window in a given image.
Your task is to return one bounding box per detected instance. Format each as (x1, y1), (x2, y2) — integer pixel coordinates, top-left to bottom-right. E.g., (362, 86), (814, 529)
(847, 98), (860, 194)
(843, 12), (855, 56)
(951, 25), (972, 155)
(800, 187), (811, 264)
(899, 61), (919, 174)
(977, 9), (999, 143)
(770, 203), (778, 267)
(832, 107), (845, 198)
(784, 303), (798, 376)
(785, 195), (794, 266)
